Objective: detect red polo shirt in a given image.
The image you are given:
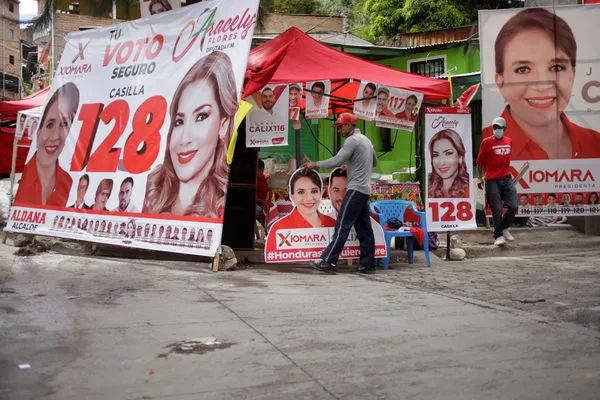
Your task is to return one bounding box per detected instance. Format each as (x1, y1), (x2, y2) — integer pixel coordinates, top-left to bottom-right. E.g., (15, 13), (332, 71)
(14, 154), (72, 207)
(476, 135), (513, 181)
(482, 107), (600, 160)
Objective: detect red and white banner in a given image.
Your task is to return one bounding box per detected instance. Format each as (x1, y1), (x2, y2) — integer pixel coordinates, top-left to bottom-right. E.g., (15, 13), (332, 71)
(139, 0), (181, 19)
(375, 86), (423, 132)
(264, 167), (387, 263)
(245, 84), (289, 147)
(5, 0), (260, 257)
(15, 107), (42, 148)
(305, 80), (330, 119)
(353, 81), (378, 121)
(424, 107), (476, 232)
(288, 82), (303, 121)
(479, 5), (600, 216)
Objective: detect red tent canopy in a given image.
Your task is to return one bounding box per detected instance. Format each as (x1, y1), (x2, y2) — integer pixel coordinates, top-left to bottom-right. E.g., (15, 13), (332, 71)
(243, 27), (450, 112)
(0, 86), (50, 118)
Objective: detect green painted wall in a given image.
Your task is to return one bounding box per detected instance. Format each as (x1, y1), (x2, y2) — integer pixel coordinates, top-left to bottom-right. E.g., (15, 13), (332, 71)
(376, 45), (480, 76)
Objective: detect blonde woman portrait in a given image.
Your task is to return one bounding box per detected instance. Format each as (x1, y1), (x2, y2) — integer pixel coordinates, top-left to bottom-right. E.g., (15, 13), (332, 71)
(143, 51), (237, 218)
(428, 129), (470, 199)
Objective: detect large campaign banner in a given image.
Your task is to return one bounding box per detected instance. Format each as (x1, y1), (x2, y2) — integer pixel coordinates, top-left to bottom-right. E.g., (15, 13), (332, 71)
(264, 167), (387, 263)
(375, 86), (423, 132)
(480, 5), (600, 216)
(245, 84), (289, 147)
(5, 0), (260, 257)
(424, 107), (477, 232)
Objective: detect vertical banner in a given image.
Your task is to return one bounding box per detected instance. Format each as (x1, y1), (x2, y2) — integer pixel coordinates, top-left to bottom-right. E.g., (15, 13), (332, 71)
(5, 0), (260, 257)
(288, 82), (303, 121)
(353, 81), (378, 121)
(245, 84), (289, 147)
(479, 5), (600, 217)
(375, 86), (424, 132)
(305, 80), (330, 119)
(264, 167), (387, 263)
(424, 107), (476, 232)
(139, 0), (181, 18)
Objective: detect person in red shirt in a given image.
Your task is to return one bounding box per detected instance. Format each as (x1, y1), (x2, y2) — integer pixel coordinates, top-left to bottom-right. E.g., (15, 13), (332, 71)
(476, 117), (518, 246)
(255, 158), (269, 224)
(14, 82), (80, 207)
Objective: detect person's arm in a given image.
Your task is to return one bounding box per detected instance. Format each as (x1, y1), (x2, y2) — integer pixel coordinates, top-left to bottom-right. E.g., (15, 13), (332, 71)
(316, 136), (357, 169)
(372, 147), (378, 167)
(476, 140), (487, 189)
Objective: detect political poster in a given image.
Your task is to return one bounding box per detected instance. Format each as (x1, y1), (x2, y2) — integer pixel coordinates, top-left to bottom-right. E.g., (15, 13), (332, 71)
(424, 107), (477, 232)
(5, 0), (260, 257)
(264, 167), (387, 263)
(353, 81), (378, 121)
(375, 86), (423, 132)
(139, 0), (181, 19)
(288, 82), (303, 121)
(245, 84), (289, 147)
(305, 80), (330, 119)
(479, 5), (600, 216)
(15, 107), (42, 148)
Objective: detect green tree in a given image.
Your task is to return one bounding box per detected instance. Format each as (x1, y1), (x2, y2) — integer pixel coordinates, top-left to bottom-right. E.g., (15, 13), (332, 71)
(364, 0), (471, 38)
(271, 0), (320, 14)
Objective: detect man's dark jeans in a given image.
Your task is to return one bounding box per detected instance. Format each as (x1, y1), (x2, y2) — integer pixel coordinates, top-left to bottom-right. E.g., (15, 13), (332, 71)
(485, 176), (518, 239)
(321, 190), (375, 267)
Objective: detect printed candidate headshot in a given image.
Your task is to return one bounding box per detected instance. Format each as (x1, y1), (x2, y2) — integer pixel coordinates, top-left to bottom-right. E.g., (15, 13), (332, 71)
(143, 51), (238, 219)
(480, 6), (600, 160)
(427, 129), (470, 199)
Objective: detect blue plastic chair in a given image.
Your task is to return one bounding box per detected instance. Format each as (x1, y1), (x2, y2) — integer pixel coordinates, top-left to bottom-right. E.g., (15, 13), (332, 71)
(370, 200), (432, 269)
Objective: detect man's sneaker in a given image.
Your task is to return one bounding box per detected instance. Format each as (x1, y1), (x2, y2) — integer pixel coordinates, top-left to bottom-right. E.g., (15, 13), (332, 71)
(494, 236), (507, 247)
(310, 260), (337, 275)
(351, 265), (376, 274)
(503, 229), (514, 241)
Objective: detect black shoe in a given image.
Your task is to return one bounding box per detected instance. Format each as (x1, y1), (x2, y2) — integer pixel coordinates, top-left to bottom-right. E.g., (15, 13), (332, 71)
(310, 260), (337, 275)
(351, 265), (376, 274)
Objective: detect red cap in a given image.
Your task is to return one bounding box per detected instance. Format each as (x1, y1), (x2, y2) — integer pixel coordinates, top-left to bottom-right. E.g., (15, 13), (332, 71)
(334, 113), (357, 126)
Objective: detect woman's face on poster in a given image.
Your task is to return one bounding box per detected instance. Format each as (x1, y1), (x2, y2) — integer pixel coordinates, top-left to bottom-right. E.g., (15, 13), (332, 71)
(291, 176), (321, 218)
(127, 222), (135, 237)
(150, 2), (166, 15)
(495, 28), (575, 128)
(37, 98), (74, 167)
(169, 79), (228, 184)
(405, 98), (417, 114)
(289, 87), (300, 107)
(362, 85), (374, 107)
(431, 138), (461, 181)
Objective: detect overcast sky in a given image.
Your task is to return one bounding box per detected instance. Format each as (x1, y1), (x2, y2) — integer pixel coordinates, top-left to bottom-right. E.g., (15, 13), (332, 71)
(20, 0), (39, 22)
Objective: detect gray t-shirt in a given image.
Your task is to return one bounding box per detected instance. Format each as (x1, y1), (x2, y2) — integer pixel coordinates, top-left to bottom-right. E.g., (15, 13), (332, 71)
(317, 128), (377, 195)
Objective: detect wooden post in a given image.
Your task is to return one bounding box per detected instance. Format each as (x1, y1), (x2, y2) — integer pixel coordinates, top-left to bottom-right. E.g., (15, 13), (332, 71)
(3, 135), (20, 244)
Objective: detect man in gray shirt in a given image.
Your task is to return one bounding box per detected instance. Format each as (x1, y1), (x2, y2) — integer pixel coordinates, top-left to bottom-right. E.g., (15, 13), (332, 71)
(304, 112), (377, 274)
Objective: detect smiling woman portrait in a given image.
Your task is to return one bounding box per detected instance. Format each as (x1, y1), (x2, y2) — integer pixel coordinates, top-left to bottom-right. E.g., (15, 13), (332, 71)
(143, 51), (237, 218)
(14, 82), (80, 206)
(484, 7), (600, 160)
(427, 129), (470, 199)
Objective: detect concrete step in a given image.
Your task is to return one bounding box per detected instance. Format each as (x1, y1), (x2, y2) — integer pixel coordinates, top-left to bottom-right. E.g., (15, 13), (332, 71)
(435, 225), (600, 259)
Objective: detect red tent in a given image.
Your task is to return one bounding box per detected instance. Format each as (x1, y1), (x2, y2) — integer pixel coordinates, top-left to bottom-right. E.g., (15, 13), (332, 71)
(0, 86), (50, 118)
(243, 27), (450, 111)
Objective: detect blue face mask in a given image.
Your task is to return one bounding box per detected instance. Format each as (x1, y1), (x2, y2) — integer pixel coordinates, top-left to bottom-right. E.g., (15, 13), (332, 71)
(493, 129), (504, 139)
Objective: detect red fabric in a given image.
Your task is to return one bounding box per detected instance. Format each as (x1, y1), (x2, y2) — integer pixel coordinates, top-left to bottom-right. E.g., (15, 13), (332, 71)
(14, 154), (72, 207)
(243, 28), (450, 108)
(256, 174), (269, 206)
(456, 83), (480, 110)
(409, 227), (424, 246)
(0, 126), (28, 174)
(482, 107), (600, 161)
(476, 135), (513, 181)
(0, 87), (49, 117)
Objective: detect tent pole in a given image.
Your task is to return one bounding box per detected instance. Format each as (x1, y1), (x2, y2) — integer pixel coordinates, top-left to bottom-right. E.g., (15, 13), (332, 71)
(4, 137), (18, 244)
(295, 128), (301, 166)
